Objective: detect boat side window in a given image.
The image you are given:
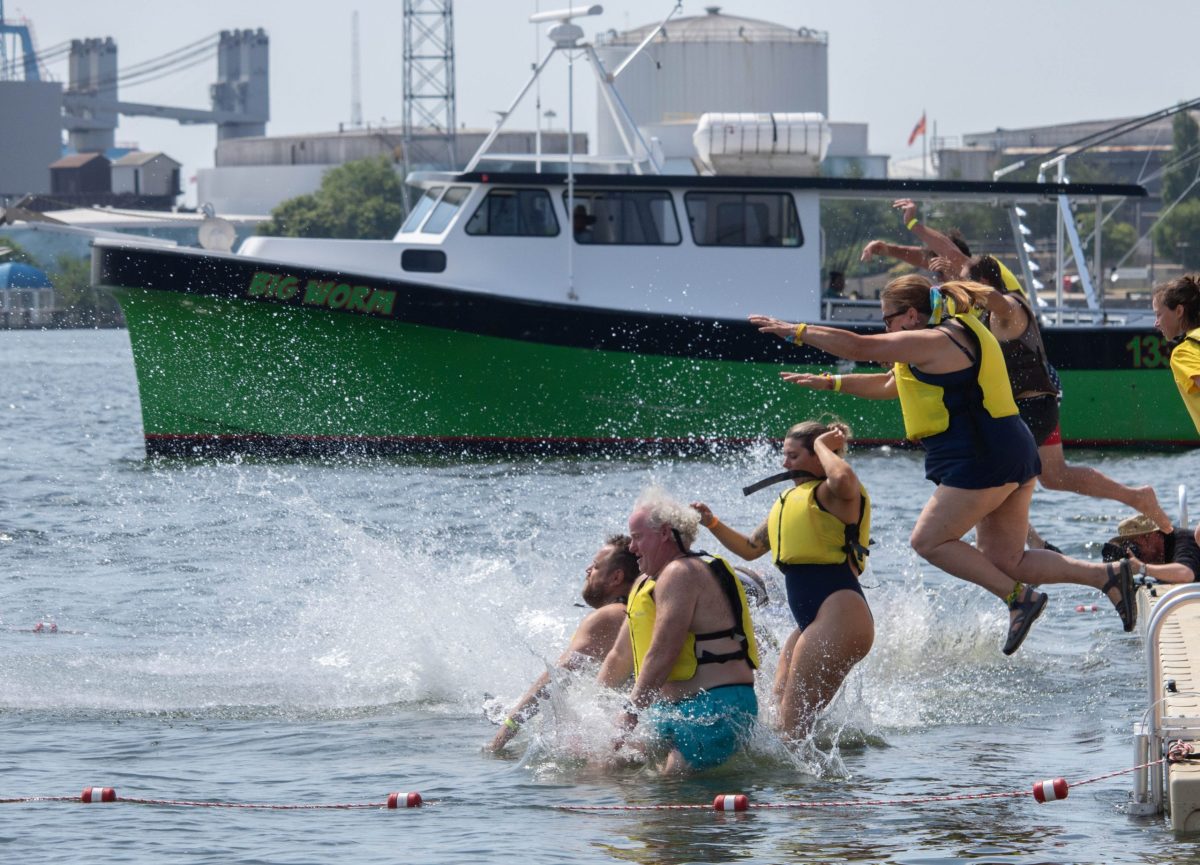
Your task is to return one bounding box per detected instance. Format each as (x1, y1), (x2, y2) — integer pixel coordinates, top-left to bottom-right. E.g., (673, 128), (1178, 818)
(464, 189), (560, 237)
(563, 190), (681, 245)
(421, 186), (471, 234)
(399, 186), (444, 233)
(684, 192), (803, 247)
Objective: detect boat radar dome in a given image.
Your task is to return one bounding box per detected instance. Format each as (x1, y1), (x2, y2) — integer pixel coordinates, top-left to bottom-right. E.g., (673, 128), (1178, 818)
(529, 4), (602, 24)
(532, 4), (602, 47)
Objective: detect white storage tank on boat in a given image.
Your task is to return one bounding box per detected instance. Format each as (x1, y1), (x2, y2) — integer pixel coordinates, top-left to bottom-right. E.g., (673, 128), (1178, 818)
(593, 7), (828, 160)
(693, 112), (830, 176)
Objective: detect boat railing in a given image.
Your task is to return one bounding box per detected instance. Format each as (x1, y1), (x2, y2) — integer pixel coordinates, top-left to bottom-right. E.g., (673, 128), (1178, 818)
(1131, 583), (1200, 817)
(819, 298), (1154, 328)
(820, 298), (882, 323)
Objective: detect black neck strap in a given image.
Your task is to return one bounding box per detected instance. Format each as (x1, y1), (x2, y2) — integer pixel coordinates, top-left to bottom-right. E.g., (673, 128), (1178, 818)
(742, 469), (818, 496)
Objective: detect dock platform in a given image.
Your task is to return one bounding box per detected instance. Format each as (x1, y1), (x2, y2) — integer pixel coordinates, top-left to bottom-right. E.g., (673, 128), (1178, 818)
(1133, 582), (1200, 831)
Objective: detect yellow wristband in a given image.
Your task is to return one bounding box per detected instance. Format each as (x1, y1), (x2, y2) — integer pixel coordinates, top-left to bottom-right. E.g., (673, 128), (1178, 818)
(906, 217), (918, 230)
(707, 516), (721, 530)
(503, 717), (519, 731)
(792, 323), (807, 345)
(833, 375), (843, 392)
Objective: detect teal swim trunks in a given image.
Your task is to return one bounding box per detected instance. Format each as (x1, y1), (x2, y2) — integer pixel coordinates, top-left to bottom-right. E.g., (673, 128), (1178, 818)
(646, 684), (758, 771)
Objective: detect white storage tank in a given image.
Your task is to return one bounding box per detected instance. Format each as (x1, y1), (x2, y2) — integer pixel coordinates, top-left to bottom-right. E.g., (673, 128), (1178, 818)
(594, 6), (828, 162)
(693, 112), (830, 176)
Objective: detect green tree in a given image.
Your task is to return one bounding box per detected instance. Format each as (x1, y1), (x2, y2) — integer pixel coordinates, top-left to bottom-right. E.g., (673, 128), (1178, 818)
(0, 234), (40, 266)
(1075, 213), (1138, 269)
(258, 156), (406, 239)
(1162, 109), (1200, 207)
(1154, 198), (1200, 270)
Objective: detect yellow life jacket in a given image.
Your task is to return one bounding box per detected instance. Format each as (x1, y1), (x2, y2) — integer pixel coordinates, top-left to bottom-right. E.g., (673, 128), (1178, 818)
(997, 260), (1027, 298)
(767, 478), (871, 573)
(893, 312), (1018, 441)
(626, 554), (759, 682)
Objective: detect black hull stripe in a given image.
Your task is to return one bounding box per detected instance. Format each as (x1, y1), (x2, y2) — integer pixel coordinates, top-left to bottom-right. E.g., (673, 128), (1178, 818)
(143, 433), (1193, 458)
(97, 244), (1160, 370)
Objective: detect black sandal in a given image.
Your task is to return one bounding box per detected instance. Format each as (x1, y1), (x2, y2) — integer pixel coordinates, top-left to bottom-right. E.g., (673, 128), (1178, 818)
(1002, 584), (1048, 656)
(1101, 559), (1137, 632)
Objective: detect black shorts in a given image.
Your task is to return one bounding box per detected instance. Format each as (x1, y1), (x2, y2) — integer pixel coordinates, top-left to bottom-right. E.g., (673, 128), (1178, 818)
(1016, 395), (1060, 447)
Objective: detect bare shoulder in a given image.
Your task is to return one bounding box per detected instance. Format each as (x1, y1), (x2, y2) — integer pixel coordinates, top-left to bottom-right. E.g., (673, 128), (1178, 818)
(654, 557), (708, 595)
(571, 604), (627, 659)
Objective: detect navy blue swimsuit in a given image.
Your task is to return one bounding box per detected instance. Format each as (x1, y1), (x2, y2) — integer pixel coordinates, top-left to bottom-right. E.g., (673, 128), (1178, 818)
(911, 326), (1041, 489)
(780, 562), (866, 631)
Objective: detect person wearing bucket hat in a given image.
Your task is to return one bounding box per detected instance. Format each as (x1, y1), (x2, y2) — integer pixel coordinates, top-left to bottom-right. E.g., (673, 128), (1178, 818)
(1102, 514), (1200, 585)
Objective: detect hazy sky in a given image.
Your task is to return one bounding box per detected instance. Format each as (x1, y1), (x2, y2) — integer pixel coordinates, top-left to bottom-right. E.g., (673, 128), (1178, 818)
(16, 0), (1200, 207)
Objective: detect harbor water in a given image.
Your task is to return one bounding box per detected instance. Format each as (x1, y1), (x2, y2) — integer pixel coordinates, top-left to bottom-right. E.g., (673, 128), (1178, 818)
(3, 328), (1200, 864)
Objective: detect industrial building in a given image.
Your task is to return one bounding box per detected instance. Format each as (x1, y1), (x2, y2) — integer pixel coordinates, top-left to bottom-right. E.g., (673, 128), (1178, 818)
(592, 6), (883, 178)
(0, 25), (268, 209)
(197, 6), (886, 215)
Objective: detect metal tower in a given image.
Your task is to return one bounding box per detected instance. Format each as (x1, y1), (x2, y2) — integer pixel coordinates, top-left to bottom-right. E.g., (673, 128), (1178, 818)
(402, 0), (456, 171)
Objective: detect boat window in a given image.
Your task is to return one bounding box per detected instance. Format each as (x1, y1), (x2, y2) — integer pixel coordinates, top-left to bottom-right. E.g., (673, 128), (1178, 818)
(464, 189), (560, 237)
(563, 190), (681, 245)
(420, 186), (471, 234)
(399, 186), (444, 233)
(684, 192), (803, 247)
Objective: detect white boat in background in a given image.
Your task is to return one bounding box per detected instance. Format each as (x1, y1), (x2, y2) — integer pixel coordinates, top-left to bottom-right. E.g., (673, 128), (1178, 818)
(89, 4), (1195, 455)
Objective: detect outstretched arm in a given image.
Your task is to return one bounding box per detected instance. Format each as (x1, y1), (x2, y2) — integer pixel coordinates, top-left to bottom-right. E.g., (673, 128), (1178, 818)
(778, 369), (898, 400)
(895, 198), (970, 272)
(750, 314), (945, 367)
(692, 502), (769, 561)
(490, 608), (624, 751)
(861, 238), (927, 268)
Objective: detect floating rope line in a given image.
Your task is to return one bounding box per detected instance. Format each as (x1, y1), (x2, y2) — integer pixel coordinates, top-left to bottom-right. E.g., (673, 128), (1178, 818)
(0, 755), (1182, 814)
(0, 788), (424, 810)
(556, 758), (1170, 813)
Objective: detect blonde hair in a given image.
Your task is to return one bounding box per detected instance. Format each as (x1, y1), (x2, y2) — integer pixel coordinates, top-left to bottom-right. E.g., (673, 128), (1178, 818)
(883, 275), (997, 321)
(784, 418), (852, 454)
(633, 485), (700, 549)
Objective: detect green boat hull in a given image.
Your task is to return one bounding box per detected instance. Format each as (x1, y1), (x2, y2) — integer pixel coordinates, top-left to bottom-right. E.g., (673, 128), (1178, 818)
(97, 245), (1198, 455)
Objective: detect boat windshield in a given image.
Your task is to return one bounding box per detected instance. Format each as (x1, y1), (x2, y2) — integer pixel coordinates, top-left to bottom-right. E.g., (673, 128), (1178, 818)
(421, 186), (471, 234)
(399, 187), (444, 233)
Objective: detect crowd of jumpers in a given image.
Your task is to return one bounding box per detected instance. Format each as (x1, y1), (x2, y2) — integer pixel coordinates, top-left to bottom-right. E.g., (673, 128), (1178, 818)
(490, 201), (1200, 774)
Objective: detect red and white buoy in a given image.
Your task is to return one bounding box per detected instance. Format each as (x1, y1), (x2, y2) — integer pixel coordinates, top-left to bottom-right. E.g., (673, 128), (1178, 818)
(1032, 778), (1069, 803)
(387, 791), (422, 809)
(712, 793), (749, 812)
(81, 786), (116, 803)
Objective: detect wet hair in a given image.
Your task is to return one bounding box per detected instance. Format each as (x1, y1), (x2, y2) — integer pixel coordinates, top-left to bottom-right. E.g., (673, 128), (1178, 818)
(882, 275), (996, 319)
(603, 533), (639, 586)
(946, 229), (971, 257)
(633, 486), (700, 549)
(784, 419), (852, 454)
(967, 255), (1007, 293)
(1153, 274), (1200, 329)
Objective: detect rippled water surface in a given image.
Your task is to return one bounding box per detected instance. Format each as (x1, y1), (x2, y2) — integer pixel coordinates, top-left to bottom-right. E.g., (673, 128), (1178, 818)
(2, 329), (1199, 864)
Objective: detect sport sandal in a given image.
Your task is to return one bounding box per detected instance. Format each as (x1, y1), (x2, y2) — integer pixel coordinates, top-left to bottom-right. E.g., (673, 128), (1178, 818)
(1003, 584), (1048, 656)
(1101, 559), (1137, 632)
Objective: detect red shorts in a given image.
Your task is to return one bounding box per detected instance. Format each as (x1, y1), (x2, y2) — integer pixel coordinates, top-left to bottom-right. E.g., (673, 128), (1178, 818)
(1042, 424), (1062, 447)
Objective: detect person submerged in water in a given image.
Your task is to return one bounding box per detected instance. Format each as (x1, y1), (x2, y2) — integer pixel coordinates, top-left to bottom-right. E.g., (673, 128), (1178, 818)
(751, 277), (1142, 656)
(489, 535), (639, 753)
(597, 487), (759, 774)
(692, 419), (873, 741)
